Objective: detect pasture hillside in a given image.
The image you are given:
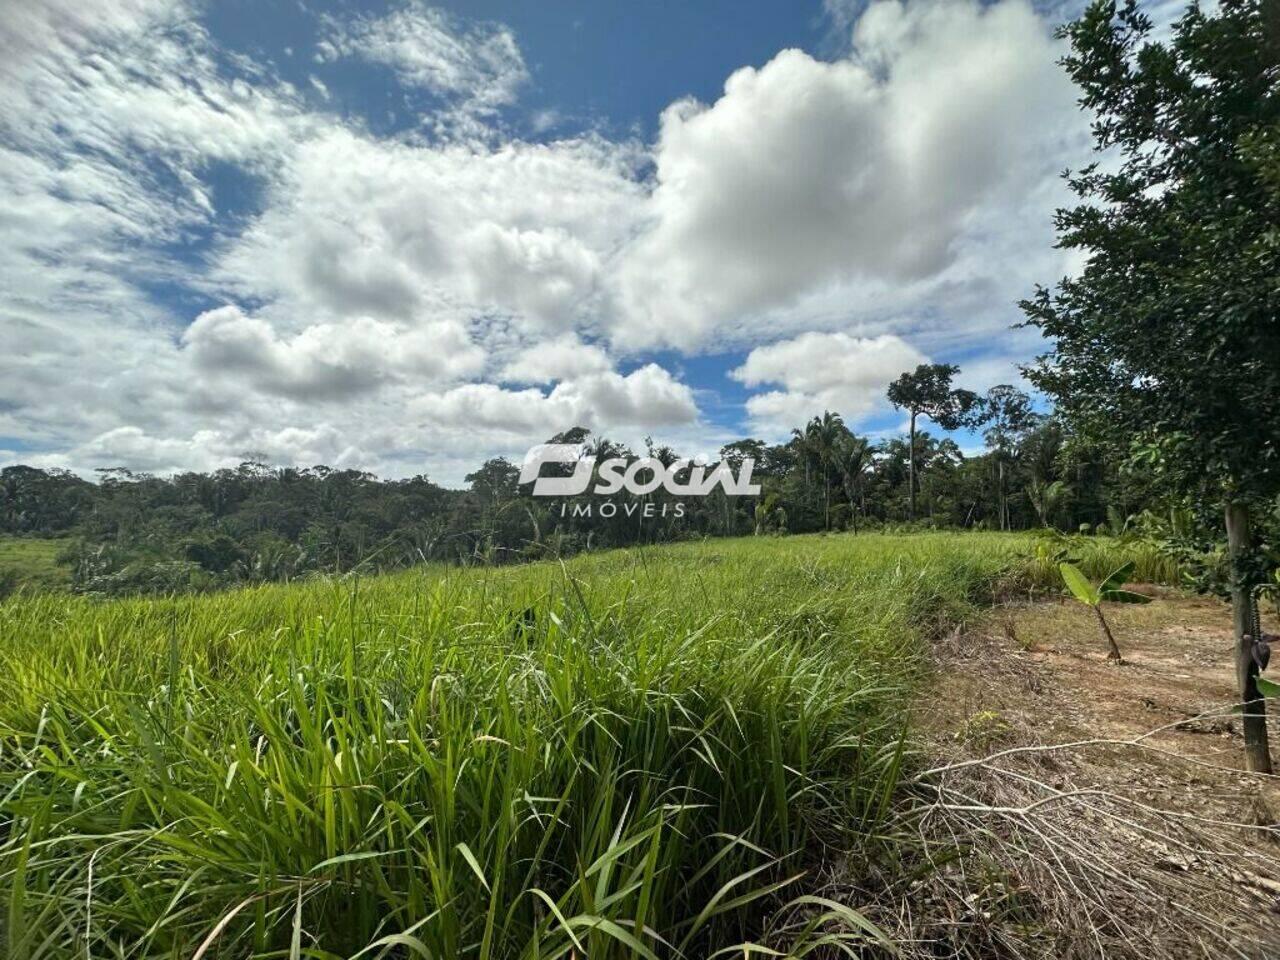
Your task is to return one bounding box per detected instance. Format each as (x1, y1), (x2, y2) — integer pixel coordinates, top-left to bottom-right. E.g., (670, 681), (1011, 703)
(0, 536), (69, 594)
(0, 532), (1157, 958)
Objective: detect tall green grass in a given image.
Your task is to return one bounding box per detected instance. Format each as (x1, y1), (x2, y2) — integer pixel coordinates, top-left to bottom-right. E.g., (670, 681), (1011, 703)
(1017, 532), (1181, 592)
(0, 532), (1130, 957)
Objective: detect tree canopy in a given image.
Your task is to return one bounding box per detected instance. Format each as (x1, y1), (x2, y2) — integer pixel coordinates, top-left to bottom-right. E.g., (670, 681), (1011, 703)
(1021, 0), (1280, 770)
(887, 363), (983, 519)
(1021, 0), (1280, 504)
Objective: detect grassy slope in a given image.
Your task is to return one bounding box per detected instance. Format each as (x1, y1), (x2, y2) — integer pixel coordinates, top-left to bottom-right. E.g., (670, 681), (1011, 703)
(0, 532), (1149, 958)
(0, 536), (70, 592)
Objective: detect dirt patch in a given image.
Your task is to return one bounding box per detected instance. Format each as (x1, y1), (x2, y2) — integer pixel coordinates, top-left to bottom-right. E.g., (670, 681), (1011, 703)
(882, 591), (1280, 959)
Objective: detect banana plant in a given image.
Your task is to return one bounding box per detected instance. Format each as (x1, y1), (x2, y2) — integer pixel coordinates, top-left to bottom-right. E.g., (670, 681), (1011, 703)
(1059, 560), (1151, 662)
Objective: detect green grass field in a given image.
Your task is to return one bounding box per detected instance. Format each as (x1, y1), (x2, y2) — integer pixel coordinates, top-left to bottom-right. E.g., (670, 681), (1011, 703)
(0, 532), (1164, 958)
(0, 537), (70, 594)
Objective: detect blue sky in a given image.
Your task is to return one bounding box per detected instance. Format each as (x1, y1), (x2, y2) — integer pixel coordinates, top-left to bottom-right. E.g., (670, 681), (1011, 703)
(208, 1), (832, 140)
(1, 0), (1158, 483)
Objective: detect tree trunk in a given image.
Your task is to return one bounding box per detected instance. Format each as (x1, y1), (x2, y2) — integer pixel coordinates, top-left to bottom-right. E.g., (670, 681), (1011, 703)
(1093, 605), (1123, 662)
(997, 458), (1006, 531)
(824, 466), (830, 531)
(908, 412), (917, 522)
(1227, 501), (1271, 773)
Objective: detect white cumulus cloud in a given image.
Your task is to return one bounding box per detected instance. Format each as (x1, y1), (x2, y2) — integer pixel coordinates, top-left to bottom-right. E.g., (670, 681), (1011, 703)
(732, 332), (927, 433)
(414, 363), (698, 439)
(211, 129), (644, 334)
(610, 0), (1081, 350)
(180, 306), (485, 402)
(500, 335), (613, 384)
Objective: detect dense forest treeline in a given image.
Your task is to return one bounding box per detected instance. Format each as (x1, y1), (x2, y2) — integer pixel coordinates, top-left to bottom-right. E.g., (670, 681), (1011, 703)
(0, 376), (1210, 595)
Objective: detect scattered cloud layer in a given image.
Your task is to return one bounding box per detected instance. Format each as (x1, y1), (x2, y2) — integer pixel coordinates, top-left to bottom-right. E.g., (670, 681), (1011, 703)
(318, 1), (529, 136)
(0, 0), (1115, 483)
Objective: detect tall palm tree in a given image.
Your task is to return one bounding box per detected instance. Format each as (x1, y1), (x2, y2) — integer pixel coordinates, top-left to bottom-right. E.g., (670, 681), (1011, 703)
(790, 426), (815, 512)
(795, 412), (846, 530)
(834, 433), (871, 533)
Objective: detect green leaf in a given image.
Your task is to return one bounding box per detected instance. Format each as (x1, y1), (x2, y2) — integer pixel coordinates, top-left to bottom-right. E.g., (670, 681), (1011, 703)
(781, 895), (899, 955)
(8, 827), (29, 960)
(1257, 675), (1280, 698)
(289, 885), (303, 960)
(354, 934), (432, 959)
(454, 842), (490, 892)
(527, 889), (586, 955)
(1101, 588), (1151, 605)
(1099, 561), (1136, 595)
(562, 916), (660, 960)
(1059, 562), (1099, 606)
(348, 911), (441, 960)
(308, 850), (393, 874)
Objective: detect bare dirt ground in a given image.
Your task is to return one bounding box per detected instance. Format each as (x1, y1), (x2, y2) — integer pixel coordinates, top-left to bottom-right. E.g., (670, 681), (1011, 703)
(883, 590), (1280, 959)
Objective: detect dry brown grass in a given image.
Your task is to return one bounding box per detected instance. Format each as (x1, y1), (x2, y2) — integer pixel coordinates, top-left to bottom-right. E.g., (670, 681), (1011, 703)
(870, 591), (1280, 959)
